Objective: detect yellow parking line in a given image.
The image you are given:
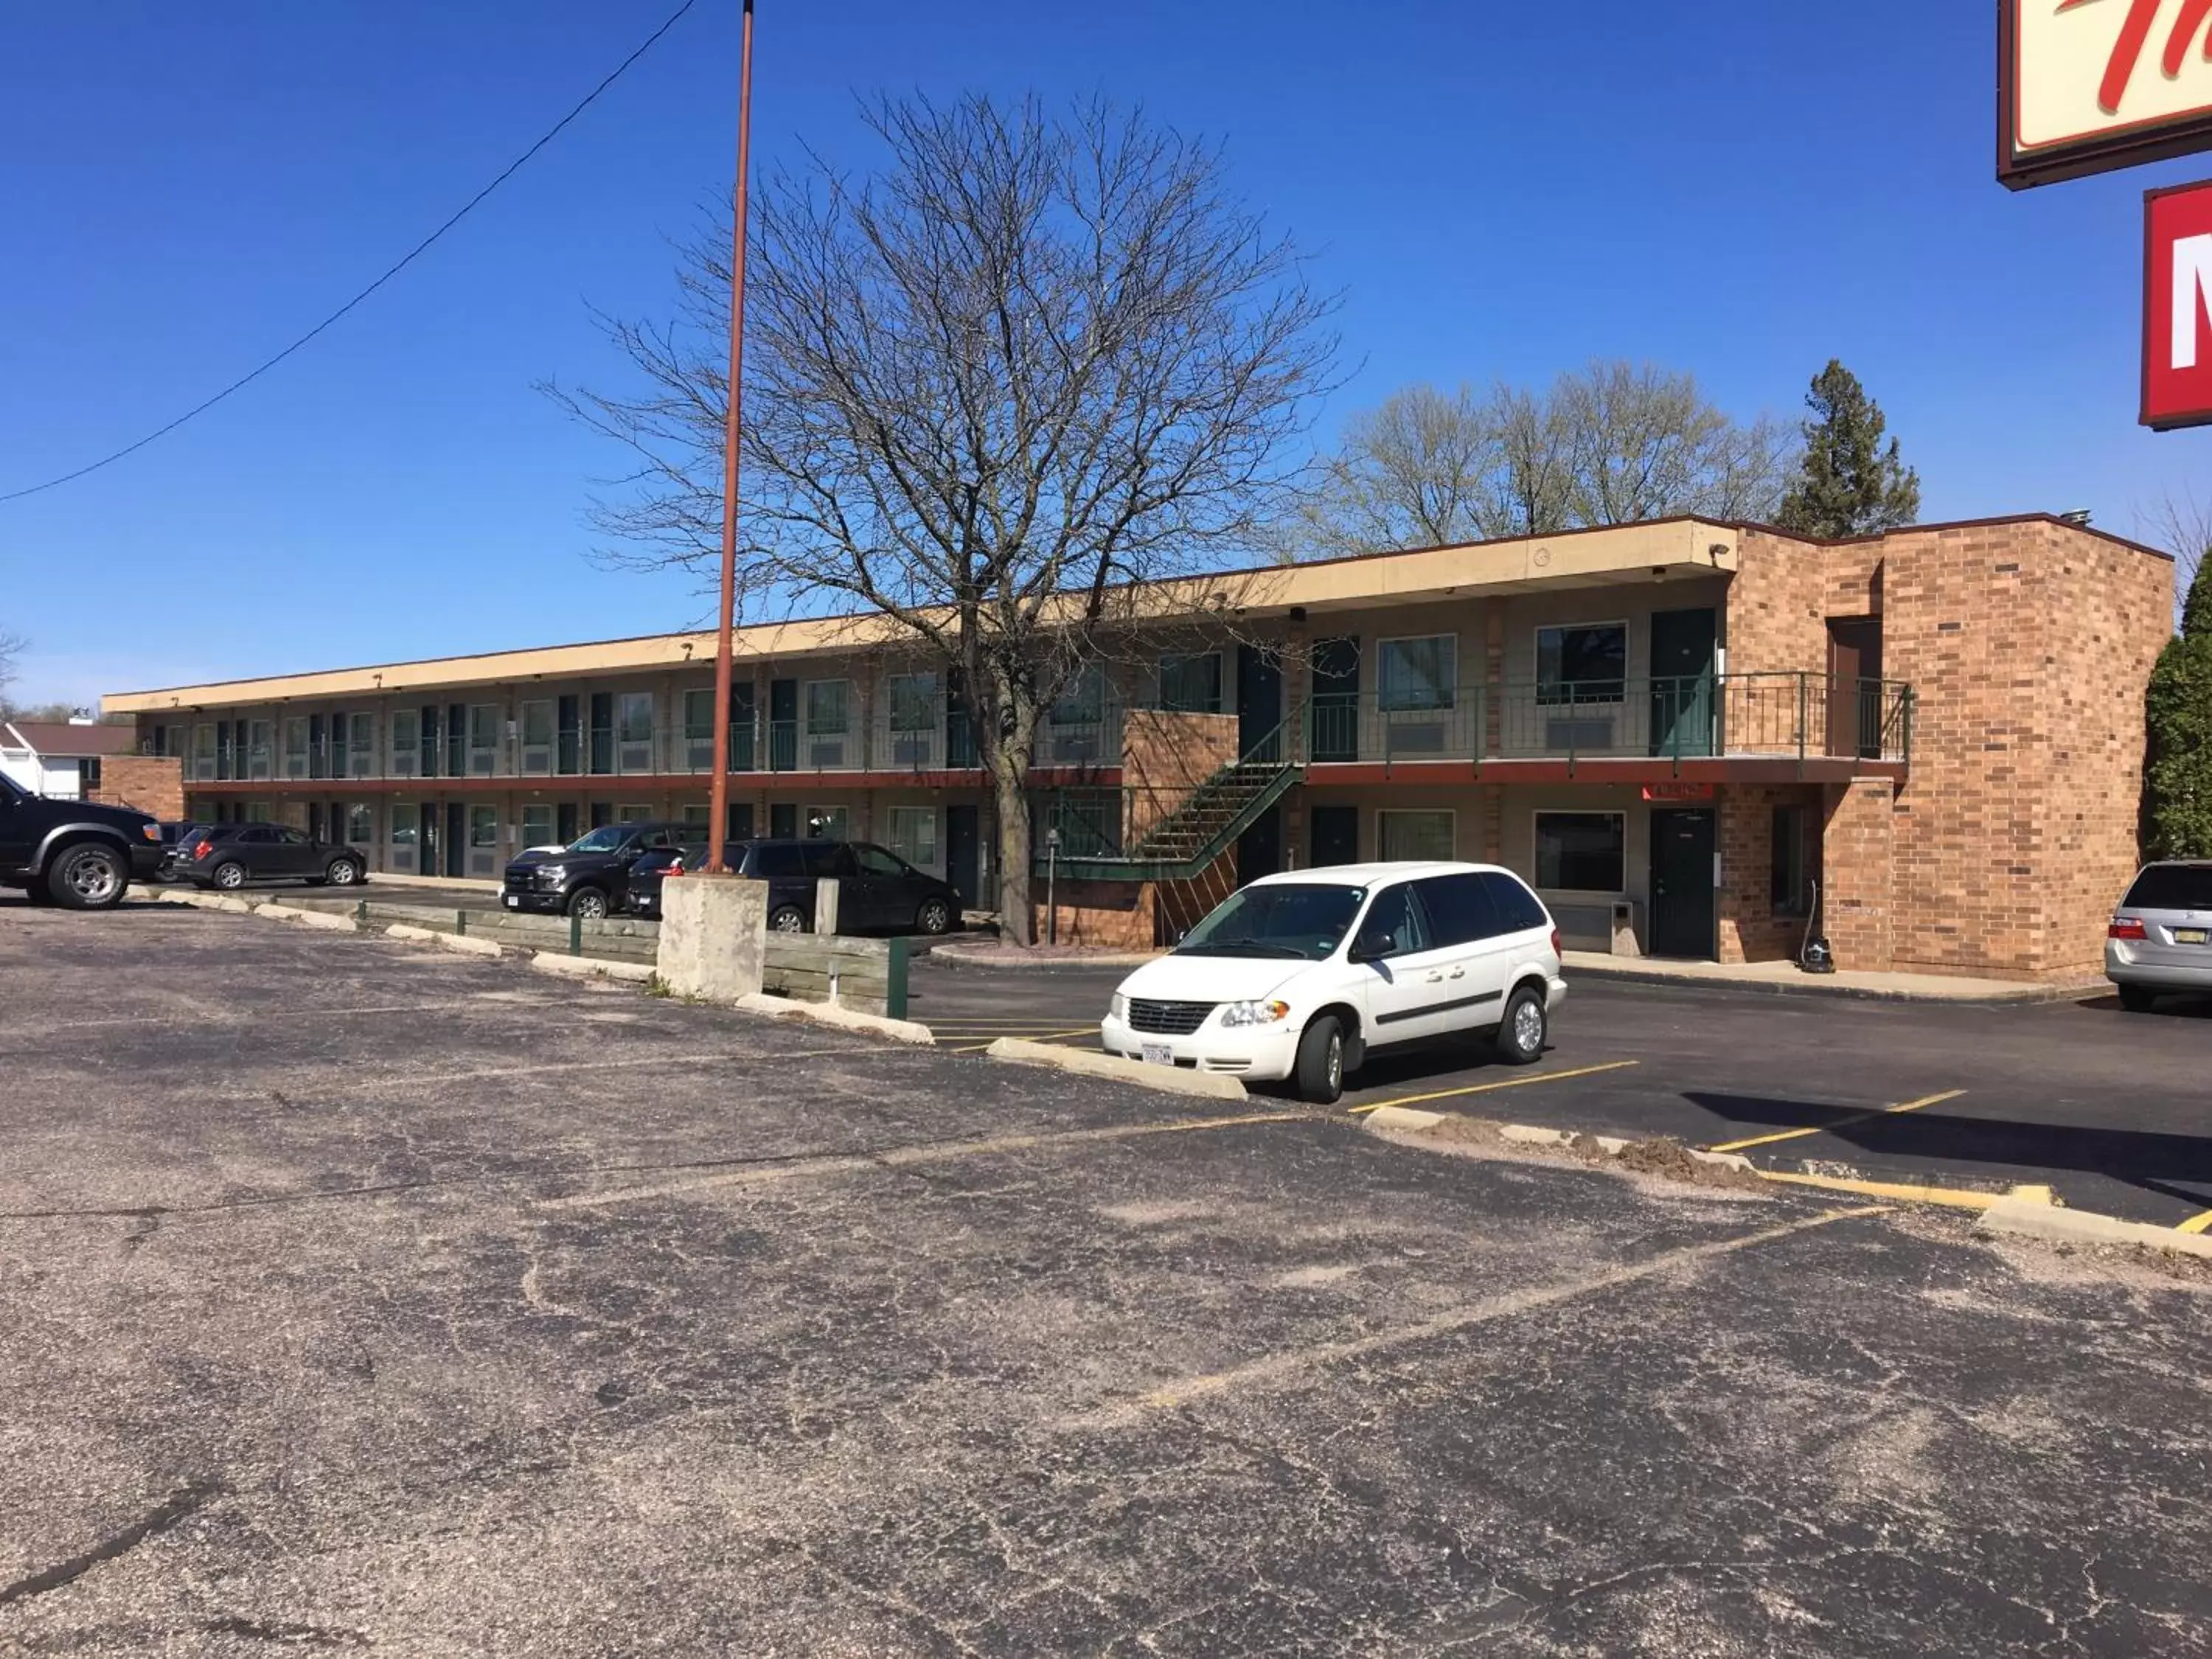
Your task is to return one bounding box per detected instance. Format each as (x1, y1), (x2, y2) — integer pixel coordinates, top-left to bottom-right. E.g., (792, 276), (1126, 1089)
(1345, 1060), (1641, 1115)
(947, 1028), (1099, 1054)
(1756, 1170), (2003, 1211)
(2177, 1208), (2212, 1234)
(1706, 1089), (1965, 1155)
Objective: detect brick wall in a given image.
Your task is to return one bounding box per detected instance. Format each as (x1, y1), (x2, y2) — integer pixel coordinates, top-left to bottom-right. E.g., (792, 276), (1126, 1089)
(90, 755), (184, 821)
(1120, 711), (1239, 845)
(1822, 779), (1896, 972)
(1717, 782), (1823, 963)
(1730, 518), (2171, 981)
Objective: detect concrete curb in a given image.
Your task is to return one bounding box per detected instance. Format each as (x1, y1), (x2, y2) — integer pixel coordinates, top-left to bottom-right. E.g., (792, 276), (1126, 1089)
(1364, 1105), (1445, 1133)
(1978, 1196), (2212, 1260)
(254, 902), (358, 933)
(360, 871), (502, 893)
(929, 944), (1163, 973)
(734, 992), (936, 1046)
(530, 951), (658, 984)
(384, 922), (499, 958)
(984, 1037), (1248, 1100)
(1564, 959), (2104, 1006)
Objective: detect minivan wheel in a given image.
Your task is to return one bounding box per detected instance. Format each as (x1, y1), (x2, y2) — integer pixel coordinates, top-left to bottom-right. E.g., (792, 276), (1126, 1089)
(1495, 984), (1547, 1065)
(49, 843), (128, 910)
(2117, 984), (2158, 1013)
(770, 905), (807, 934)
(1294, 1015), (1346, 1106)
(213, 860), (247, 891)
(915, 897), (953, 936)
(567, 887), (609, 920)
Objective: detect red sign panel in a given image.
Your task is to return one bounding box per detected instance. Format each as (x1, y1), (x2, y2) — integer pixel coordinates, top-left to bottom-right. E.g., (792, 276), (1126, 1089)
(2145, 180), (2212, 430)
(1641, 782), (1715, 803)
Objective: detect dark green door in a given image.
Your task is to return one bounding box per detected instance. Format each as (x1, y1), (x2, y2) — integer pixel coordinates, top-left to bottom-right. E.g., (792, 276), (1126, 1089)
(1310, 639), (1360, 762)
(444, 802), (467, 878)
(1649, 807), (1717, 959)
(946, 804), (981, 906)
(1649, 608), (1717, 758)
(768, 680), (799, 771)
(727, 683), (757, 772)
(1238, 644), (1283, 761)
(1237, 804), (1283, 883)
(1309, 804), (1359, 867)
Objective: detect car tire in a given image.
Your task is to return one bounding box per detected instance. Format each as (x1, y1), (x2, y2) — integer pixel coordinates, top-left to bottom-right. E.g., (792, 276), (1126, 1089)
(1293, 1015), (1346, 1106)
(770, 905), (808, 934)
(48, 841), (129, 911)
(566, 887), (610, 920)
(1495, 984), (1548, 1065)
(326, 858), (363, 887)
(915, 897), (954, 936)
(2117, 984), (2159, 1013)
(212, 860), (248, 892)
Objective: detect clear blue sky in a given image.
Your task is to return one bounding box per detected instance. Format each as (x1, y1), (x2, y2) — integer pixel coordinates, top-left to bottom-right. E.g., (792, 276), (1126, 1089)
(2, 0), (2205, 708)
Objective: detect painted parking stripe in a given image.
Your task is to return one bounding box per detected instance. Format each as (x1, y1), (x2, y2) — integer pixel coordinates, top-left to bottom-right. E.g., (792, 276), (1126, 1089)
(1705, 1089), (1966, 1155)
(1344, 1060), (1641, 1115)
(541, 1110), (1307, 1210)
(2177, 1208), (2212, 1235)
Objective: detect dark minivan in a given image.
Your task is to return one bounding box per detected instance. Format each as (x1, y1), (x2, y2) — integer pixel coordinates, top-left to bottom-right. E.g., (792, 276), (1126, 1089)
(627, 838), (961, 936)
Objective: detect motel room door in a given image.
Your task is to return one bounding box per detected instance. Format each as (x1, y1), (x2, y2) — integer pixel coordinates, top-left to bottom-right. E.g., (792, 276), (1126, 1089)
(1649, 807), (1717, 960)
(1649, 607), (1717, 758)
(1827, 618), (1884, 760)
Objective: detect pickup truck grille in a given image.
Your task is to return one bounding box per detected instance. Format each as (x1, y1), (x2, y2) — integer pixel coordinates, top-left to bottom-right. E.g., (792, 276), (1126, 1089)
(1127, 999), (1214, 1036)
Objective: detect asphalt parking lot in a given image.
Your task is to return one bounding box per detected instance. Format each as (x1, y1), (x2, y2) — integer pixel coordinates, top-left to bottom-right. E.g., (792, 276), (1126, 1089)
(911, 959), (2212, 1228)
(5, 897), (2212, 1655)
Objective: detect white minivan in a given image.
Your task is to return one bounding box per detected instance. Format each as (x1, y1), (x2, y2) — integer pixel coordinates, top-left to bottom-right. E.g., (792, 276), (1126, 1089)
(1100, 861), (1568, 1105)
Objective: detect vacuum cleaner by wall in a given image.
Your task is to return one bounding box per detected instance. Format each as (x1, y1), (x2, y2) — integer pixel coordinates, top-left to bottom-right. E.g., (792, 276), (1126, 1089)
(1799, 878), (1836, 974)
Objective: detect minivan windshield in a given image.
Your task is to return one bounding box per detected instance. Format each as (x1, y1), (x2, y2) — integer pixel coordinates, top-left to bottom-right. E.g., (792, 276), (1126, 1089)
(1175, 883), (1366, 961)
(567, 827), (631, 854)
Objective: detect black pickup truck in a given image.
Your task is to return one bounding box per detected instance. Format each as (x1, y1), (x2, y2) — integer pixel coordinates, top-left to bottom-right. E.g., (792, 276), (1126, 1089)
(0, 773), (164, 908)
(500, 820), (689, 919)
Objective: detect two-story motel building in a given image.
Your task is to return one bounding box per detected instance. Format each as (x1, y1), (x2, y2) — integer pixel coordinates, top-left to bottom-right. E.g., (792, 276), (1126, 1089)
(105, 513), (2172, 981)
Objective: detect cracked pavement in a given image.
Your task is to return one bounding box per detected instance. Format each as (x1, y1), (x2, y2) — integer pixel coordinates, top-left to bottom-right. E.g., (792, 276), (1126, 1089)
(3, 898), (2211, 1655)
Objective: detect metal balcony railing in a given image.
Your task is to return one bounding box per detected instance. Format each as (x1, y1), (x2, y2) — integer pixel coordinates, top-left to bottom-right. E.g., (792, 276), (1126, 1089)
(1302, 673), (1912, 768)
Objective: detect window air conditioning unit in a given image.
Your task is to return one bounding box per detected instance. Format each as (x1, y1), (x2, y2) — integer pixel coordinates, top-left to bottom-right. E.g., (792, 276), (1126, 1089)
(1545, 716), (1616, 751)
(808, 738), (847, 769)
(1385, 718), (1447, 755)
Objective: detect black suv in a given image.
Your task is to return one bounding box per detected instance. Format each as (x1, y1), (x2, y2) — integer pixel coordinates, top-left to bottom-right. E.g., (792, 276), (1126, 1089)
(626, 838), (962, 936)
(0, 773), (164, 909)
(501, 821), (689, 919)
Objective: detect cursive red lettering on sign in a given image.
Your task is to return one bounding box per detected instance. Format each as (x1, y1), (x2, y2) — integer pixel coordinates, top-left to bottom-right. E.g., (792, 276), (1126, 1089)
(2061, 0), (2212, 116)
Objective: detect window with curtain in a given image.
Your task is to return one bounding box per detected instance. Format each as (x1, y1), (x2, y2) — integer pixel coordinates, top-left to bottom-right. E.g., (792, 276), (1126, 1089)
(805, 681), (849, 735)
(1050, 665), (1105, 726)
(1157, 654), (1222, 714)
(1377, 637), (1457, 712)
(1535, 811), (1626, 891)
(888, 805), (939, 868)
(1377, 809), (1455, 862)
(887, 673), (938, 731)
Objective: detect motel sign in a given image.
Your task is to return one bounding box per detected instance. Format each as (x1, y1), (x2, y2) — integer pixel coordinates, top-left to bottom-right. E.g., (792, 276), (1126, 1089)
(2144, 180), (2212, 428)
(2002, 0), (2212, 186)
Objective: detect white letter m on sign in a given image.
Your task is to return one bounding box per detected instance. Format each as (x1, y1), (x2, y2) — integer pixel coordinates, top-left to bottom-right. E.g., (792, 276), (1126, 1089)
(2174, 234), (2212, 371)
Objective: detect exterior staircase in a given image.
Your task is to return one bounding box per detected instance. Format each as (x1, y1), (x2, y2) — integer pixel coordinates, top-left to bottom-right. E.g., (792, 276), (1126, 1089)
(1048, 752), (1302, 884)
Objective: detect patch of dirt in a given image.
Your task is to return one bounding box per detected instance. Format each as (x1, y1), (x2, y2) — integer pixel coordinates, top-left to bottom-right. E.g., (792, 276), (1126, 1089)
(1390, 1116), (1770, 1196)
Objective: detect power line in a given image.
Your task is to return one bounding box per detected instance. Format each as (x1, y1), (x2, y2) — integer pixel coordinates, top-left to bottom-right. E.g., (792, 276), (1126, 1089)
(1, 0), (702, 506)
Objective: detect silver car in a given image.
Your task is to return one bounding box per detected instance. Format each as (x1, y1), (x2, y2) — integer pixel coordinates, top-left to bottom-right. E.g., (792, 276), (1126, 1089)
(2107, 860), (2212, 1011)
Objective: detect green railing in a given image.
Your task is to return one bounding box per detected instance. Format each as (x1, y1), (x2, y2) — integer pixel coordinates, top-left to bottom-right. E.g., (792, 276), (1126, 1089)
(1303, 673), (1912, 768)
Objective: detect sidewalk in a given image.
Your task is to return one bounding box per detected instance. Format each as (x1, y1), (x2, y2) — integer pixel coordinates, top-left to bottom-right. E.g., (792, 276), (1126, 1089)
(1562, 951), (2104, 1005)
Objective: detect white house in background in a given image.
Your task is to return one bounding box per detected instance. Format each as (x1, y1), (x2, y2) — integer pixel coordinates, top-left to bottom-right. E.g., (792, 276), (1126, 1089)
(0, 719), (139, 800)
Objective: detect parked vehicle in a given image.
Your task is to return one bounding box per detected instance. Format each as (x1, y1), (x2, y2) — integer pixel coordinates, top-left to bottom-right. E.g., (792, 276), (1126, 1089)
(625, 838), (963, 936)
(501, 821), (689, 919)
(159, 821), (229, 881)
(181, 822), (368, 891)
(1101, 862), (1567, 1105)
(2107, 860), (2212, 1011)
(0, 772), (164, 909)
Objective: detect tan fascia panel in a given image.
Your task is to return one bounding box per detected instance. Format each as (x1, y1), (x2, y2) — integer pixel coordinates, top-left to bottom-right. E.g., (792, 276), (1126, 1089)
(105, 521), (1741, 712)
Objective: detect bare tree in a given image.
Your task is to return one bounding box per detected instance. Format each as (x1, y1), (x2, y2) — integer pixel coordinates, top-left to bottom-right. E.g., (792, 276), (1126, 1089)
(0, 631), (23, 716)
(547, 94), (1335, 943)
(1293, 361), (1790, 557)
(2142, 488), (2212, 622)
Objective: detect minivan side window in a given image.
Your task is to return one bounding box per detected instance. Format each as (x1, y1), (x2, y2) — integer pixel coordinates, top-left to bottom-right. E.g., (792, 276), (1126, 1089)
(1357, 883), (1433, 958)
(1413, 873), (1501, 947)
(2124, 864), (2212, 911)
(1480, 872), (1550, 933)
(801, 843), (849, 880)
(755, 845), (804, 879)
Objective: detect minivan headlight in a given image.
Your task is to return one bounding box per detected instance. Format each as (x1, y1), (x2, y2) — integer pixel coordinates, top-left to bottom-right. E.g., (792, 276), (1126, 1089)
(1220, 999), (1290, 1028)
(1108, 992), (1130, 1022)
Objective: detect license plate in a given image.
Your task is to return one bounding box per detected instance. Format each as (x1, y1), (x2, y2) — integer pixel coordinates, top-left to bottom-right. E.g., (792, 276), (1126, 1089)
(1141, 1043), (1174, 1067)
(2177, 928), (2208, 945)
(504, 895), (519, 908)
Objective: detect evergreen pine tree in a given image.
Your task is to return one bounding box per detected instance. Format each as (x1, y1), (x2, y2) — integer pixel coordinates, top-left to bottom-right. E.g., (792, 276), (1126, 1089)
(1775, 360), (1921, 538)
(2146, 554), (2212, 860)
